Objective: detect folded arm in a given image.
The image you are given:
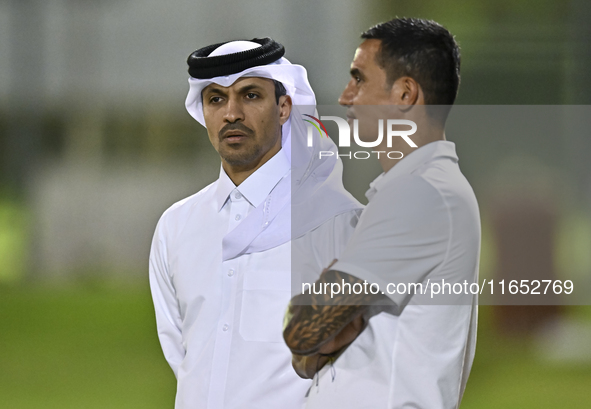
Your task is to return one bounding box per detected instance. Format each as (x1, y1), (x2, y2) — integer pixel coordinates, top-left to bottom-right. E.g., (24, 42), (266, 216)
(283, 267), (394, 379)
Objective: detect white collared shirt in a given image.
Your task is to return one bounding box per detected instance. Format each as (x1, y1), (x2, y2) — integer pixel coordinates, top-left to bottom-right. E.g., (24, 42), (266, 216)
(305, 141), (480, 409)
(149, 149), (359, 409)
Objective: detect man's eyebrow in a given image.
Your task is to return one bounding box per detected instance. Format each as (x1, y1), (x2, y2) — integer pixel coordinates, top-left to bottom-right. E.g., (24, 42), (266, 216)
(350, 68), (363, 79)
(202, 86), (227, 97)
(235, 83), (266, 94)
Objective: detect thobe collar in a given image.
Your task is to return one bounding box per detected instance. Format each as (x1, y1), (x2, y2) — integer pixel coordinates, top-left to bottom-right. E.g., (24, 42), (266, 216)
(214, 148), (291, 212)
(366, 141), (458, 201)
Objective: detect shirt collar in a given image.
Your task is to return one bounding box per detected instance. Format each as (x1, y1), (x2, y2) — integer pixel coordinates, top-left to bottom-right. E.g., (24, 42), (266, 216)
(214, 148), (291, 211)
(366, 140), (458, 201)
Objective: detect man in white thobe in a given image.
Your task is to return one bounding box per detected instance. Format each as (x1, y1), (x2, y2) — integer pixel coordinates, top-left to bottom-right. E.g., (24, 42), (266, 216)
(149, 38), (362, 409)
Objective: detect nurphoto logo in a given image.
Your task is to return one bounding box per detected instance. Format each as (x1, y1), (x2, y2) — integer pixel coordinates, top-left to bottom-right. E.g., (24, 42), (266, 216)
(304, 115), (418, 160)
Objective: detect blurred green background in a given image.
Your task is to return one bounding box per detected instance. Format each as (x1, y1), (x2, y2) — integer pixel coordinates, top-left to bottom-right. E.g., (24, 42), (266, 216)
(1, 0), (591, 407)
(1, 284), (590, 408)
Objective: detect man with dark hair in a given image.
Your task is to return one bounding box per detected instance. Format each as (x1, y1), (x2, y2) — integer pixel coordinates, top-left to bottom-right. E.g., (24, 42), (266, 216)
(283, 18), (480, 408)
(361, 18), (461, 106)
(149, 38), (362, 409)
(273, 79), (288, 103)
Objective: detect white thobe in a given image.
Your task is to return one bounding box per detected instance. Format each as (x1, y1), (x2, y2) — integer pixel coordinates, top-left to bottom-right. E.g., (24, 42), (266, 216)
(149, 149), (359, 409)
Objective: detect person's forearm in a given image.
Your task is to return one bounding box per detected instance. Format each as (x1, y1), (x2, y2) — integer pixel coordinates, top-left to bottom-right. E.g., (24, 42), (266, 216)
(283, 269), (393, 378)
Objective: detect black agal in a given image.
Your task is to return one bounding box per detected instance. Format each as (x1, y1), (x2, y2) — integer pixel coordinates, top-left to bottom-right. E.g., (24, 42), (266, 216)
(187, 37), (285, 79)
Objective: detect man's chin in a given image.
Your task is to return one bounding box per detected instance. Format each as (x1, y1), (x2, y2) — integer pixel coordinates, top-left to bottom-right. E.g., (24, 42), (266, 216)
(220, 150), (262, 169)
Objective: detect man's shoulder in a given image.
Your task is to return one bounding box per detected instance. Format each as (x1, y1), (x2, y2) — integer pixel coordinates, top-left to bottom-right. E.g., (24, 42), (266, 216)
(159, 180), (218, 223)
(376, 160), (477, 213)
(414, 159), (479, 214)
(362, 172), (465, 242)
(366, 164), (479, 244)
(373, 173), (443, 208)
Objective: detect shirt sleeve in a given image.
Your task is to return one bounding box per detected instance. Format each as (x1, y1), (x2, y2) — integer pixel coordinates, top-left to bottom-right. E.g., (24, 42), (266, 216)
(332, 174), (450, 309)
(148, 216), (185, 378)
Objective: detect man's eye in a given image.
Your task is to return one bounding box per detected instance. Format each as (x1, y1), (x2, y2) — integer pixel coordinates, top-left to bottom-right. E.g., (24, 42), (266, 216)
(246, 93), (258, 99)
(209, 96), (222, 103)
(355, 76), (362, 83)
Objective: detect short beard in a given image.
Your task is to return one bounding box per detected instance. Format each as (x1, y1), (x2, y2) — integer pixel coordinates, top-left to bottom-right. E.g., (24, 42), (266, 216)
(219, 143), (266, 168)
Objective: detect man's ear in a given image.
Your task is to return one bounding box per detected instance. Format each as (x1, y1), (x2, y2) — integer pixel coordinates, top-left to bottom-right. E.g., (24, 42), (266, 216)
(390, 76), (422, 106)
(279, 95), (292, 126)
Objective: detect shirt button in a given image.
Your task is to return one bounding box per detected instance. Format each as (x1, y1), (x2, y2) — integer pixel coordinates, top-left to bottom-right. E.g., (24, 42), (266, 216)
(222, 324), (229, 331)
(235, 214), (241, 221)
(228, 269), (234, 277)
(234, 192), (242, 199)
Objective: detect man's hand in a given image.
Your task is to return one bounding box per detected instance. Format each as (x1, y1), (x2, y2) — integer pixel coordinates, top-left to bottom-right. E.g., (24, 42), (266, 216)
(290, 314), (366, 379)
(283, 264), (393, 379)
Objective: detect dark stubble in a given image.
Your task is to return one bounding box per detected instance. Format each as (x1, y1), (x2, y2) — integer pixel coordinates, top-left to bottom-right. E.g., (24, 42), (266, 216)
(217, 122), (267, 167)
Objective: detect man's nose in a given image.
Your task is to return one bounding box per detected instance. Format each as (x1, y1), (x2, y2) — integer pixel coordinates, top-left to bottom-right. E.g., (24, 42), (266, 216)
(223, 97), (245, 123)
(338, 82), (355, 106)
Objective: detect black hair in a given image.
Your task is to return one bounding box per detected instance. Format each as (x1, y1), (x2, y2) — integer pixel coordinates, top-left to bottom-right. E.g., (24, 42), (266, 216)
(362, 18), (461, 106)
(273, 80), (287, 104)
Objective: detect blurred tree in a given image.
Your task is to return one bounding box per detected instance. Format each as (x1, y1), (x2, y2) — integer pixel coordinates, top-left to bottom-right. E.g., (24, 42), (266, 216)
(3, 0), (45, 194)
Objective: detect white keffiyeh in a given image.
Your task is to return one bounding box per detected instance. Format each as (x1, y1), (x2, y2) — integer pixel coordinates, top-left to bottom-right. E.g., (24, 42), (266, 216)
(185, 41), (361, 260)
